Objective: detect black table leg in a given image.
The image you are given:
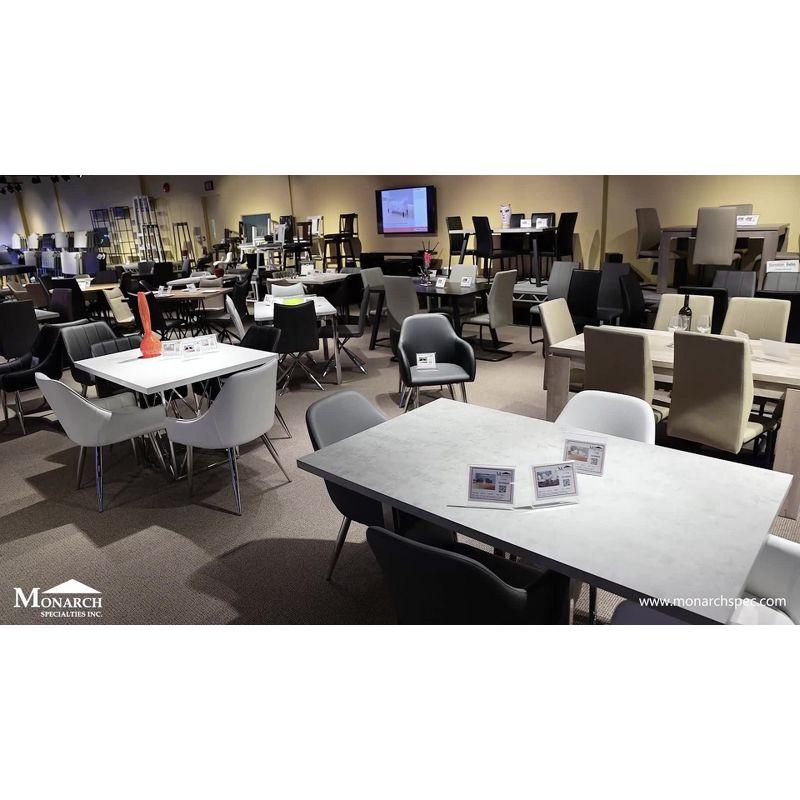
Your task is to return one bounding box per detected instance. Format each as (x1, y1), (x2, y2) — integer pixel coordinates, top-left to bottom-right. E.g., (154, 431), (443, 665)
(369, 290), (385, 350)
(451, 299), (462, 336)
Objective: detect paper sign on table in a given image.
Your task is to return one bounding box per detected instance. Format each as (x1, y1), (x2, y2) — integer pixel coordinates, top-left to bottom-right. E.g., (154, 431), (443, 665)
(737, 214), (760, 226)
(563, 439), (606, 475)
(531, 462), (578, 505)
(435, 276), (447, 288)
(766, 260), (800, 273)
(467, 466), (516, 505)
(520, 219), (532, 228)
(460, 276), (473, 288)
(535, 218), (549, 230)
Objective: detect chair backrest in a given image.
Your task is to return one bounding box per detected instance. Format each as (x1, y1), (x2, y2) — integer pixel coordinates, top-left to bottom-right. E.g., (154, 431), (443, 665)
(531, 211), (556, 228)
(446, 216), (465, 255)
(693, 206), (737, 266)
(153, 262), (175, 286)
(619, 273), (647, 327)
(720, 203), (753, 216)
(635, 208), (662, 255)
(720, 296), (791, 341)
(566, 270), (601, 320)
(383, 276), (419, 328)
(712, 270), (756, 298)
(306, 391), (388, 527)
(52, 278), (88, 320)
(60, 321), (116, 385)
(103, 287), (135, 324)
(668, 331), (753, 453)
(273, 301), (319, 354)
(398, 313), (463, 367)
(339, 213), (358, 236)
(360, 266), (384, 290)
(271, 224), (287, 246)
(0, 300), (40, 359)
(366, 526), (565, 624)
(90, 335), (142, 358)
(676, 286), (728, 334)
(546, 261), (580, 300)
(182, 360), (278, 449)
(271, 281), (305, 297)
(24, 282), (50, 310)
(653, 294), (715, 331)
(35, 373), (113, 447)
(7, 279), (30, 302)
(93, 269), (118, 285)
(225, 295), (246, 339)
(240, 325), (281, 352)
(198, 277), (225, 311)
(555, 212), (578, 258)
(556, 390), (656, 444)
(48, 288), (74, 321)
(539, 298), (576, 350)
(487, 269), (516, 328)
(583, 326), (654, 404)
(448, 264), (477, 284)
(471, 216), (494, 258)
(763, 272), (800, 292)
(597, 262), (631, 311)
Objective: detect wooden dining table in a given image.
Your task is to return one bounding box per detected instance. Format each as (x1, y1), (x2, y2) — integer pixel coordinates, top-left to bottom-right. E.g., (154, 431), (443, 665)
(547, 326), (800, 519)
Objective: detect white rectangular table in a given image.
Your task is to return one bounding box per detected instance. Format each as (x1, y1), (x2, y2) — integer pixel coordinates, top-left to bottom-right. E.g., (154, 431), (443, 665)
(548, 327), (800, 518)
(248, 296), (342, 384)
(75, 343), (274, 395)
(297, 398), (791, 623)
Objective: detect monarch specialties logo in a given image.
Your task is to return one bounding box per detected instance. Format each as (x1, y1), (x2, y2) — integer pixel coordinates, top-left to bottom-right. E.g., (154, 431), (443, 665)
(14, 579), (103, 619)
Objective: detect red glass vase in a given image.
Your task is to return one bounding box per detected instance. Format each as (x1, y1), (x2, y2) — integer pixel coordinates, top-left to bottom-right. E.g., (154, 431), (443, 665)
(137, 292), (162, 358)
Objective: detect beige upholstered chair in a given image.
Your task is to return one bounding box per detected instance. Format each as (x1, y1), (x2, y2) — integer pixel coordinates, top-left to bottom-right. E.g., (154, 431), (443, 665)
(653, 294), (715, 331)
(720, 297), (791, 341)
(583, 326), (669, 422)
(691, 206), (740, 282)
(199, 277), (225, 312)
(103, 286), (135, 326)
(539, 298), (582, 390)
(667, 331), (775, 455)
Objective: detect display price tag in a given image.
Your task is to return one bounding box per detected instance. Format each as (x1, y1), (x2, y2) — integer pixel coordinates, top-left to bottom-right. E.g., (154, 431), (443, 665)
(467, 466), (516, 505)
(531, 462), (578, 504)
(564, 439), (606, 475)
(416, 352), (437, 370)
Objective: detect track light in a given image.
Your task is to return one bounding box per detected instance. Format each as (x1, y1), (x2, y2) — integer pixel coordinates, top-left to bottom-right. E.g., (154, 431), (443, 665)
(50, 176), (59, 183)
(32, 176), (41, 184)
(61, 175), (71, 182)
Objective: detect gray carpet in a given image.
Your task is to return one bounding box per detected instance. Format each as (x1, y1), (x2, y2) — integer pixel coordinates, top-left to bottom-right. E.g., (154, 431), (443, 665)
(1, 320), (796, 624)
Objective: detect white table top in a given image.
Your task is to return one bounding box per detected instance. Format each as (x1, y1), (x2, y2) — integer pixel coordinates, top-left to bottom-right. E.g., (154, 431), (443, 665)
(297, 398), (792, 623)
(249, 296), (337, 323)
(551, 327), (800, 391)
(76, 343), (275, 395)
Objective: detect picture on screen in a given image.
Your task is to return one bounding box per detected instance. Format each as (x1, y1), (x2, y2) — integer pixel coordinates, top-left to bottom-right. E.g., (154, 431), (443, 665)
(375, 186), (437, 235)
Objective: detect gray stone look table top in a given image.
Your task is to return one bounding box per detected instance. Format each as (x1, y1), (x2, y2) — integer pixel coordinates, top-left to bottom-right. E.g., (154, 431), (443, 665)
(297, 398), (792, 623)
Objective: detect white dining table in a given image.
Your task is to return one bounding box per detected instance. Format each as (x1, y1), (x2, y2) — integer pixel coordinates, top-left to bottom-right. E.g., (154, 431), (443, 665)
(548, 327), (800, 519)
(248, 296), (343, 385)
(297, 398), (791, 623)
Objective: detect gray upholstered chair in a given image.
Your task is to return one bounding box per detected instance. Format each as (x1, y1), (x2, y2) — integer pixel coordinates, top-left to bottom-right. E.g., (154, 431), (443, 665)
(763, 272), (800, 292)
(383, 276), (420, 330)
(712, 270), (756, 298)
(596, 262), (631, 324)
(691, 206), (740, 284)
(667, 331), (776, 456)
(165, 359), (289, 515)
(529, 261), (579, 343)
(462, 269), (516, 352)
(720, 297), (791, 341)
(653, 294), (715, 331)
(60, 321), (117, 394)
(35, 372), (168, 511)
(397, 313), (476, 410)
(583, 326), (669, 422)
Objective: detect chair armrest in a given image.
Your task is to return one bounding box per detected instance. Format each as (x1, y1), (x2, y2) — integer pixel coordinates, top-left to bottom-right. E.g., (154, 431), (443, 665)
(397, 343), (414, 385)
(745, 534), (800, 623)
(453, 336), (476, 381)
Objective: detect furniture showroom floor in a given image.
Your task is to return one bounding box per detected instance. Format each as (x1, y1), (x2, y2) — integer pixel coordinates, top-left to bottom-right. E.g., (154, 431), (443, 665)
(3, 321), (799, 624)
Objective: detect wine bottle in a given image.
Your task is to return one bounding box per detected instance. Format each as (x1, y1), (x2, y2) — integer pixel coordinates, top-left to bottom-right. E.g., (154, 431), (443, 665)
(678, 293), (692, 330)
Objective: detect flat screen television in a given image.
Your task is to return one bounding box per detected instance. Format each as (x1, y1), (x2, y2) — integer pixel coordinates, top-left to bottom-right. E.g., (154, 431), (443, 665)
(375, 186), (437, 235)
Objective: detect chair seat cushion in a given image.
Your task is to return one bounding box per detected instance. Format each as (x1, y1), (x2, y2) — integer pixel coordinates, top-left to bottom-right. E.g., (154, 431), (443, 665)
(464, 312), (491, 326)
(410, 362), (470, 386)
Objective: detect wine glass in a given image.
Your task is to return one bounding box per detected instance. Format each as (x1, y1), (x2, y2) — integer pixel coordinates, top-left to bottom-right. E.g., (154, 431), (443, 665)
(667, 315), (683, 347)
(696, 314), (711, 334)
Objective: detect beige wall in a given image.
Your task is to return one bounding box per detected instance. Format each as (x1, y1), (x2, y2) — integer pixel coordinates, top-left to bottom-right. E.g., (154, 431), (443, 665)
(291, 175), (606, 266)
(606, 175), (800, 276)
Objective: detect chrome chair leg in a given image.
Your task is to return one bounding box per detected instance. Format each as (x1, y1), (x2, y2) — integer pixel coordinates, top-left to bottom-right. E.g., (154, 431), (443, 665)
(448, 384), (456, 400)
(298, 360), (325, 391)
(327, 516), (352, 581)
(402, 386), (414, 412)
(226, 447), (242, 515)
(147, 432), (170, 478)
(186, 444), (194, 495)
(261, 434), (291, 482)
(95, 446), (104, 512)
(15, 392), (26, 435)
(1, 390), (8, 424)
(275, 406), (291, 437)
(76, 446), (87, 489)
(459, 383), (468, 403)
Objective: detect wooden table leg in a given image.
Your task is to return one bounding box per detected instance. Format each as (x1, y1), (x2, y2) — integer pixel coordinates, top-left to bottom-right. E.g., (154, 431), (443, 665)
(774, 387), (800, 519)
(545, 355), (571, 422)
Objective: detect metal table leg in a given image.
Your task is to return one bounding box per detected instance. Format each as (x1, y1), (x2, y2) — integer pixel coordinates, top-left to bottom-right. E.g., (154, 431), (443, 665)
(369, 289), (385, 350)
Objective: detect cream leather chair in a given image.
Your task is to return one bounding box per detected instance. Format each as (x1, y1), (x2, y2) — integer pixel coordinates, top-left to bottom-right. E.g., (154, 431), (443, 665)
(667, 331), (775, 456)
(557, 390), (655, 444)
(103, 286), (135, 327)
(720, 297), (791, 341)
(199, 277), (225, 313)
(653, 294), (715, 331)
(583, 326), (670, 422)
(539, 298), (582, 391)
(271, 281), (305, 298)
(35, 373), (168, 511)
(165, 359), (289, 515)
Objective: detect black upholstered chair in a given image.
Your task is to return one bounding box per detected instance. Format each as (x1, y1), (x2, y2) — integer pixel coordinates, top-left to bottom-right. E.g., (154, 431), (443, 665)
(472, 216), (517, 279)
(48, 288), (75, 322)
(566, 269), (601, 330)
(306, 391), (456, 580)
(272, 301), (323, 392)
(0, 300), (39, 359)
(446, 216), (477, 266)
(596, 262), (631, 324)
(397, 313), (476, 410)
(51, 279), (88, 320)
(712, 269), (756, 298)
(619, 274), (648, 328)
(90, 336), (142, 398)
(529, 261), (579, 344)
(366, 526), (571, 624)
(60, 321), (116, 393)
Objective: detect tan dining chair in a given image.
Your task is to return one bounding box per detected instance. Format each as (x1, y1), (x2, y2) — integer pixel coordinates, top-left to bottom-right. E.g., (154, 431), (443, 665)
(691, 206), (740, 284)
(667, 331), (776, 456)
(653, 294), (715, 331)
(539, 298), (582, 391)
(199, 277), (225, 312)
(103, 286), (135, 327)
(583, 326), (670, 422)
(720, 297), (791, 341)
